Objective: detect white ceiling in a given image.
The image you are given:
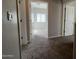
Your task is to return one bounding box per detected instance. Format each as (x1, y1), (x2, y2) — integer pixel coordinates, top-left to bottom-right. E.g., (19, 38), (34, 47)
(31, 2), (48, 9)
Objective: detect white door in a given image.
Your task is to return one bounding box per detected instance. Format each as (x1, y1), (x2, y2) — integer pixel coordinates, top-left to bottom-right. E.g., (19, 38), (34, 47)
(65, 5), (75, 36)
(2, 0), (20, 59)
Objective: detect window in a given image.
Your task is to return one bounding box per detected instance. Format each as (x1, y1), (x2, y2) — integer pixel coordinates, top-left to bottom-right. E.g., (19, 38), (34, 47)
(37, 14), (41, 22)
(31, 13), (34, 22)
(31, 13), (47, 22)
(41, 14), (46, 22)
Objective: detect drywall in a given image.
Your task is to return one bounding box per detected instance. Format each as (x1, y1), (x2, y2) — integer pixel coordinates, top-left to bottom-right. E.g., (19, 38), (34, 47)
(2, 0), (20, 59)
(48, 0), (62, 38)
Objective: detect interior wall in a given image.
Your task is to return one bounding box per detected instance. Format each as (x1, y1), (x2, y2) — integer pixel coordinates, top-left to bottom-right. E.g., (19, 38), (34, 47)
(48, 0), (62, 38)
(2, 0), (20, 59)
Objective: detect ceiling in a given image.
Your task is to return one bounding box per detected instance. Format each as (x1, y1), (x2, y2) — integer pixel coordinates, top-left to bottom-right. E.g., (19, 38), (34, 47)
(31, 2), (48, 9)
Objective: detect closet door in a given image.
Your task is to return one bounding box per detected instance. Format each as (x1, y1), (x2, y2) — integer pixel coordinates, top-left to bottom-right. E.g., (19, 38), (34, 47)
(65, 5), (75, 36)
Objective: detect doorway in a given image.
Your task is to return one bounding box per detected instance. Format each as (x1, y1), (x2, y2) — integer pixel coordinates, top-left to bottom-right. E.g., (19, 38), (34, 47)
(30, 1), (48, 38)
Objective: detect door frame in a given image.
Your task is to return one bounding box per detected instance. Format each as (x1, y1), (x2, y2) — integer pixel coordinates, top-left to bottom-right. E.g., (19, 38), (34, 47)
(61, 0), (66, 36)
(16, 0), (22, 59)
(28, 0), (49, 38)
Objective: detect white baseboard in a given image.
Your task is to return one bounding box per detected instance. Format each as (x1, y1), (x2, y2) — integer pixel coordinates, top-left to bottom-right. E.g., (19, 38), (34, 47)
(48, 34), (74, 39)
(48, 35), (62, 39)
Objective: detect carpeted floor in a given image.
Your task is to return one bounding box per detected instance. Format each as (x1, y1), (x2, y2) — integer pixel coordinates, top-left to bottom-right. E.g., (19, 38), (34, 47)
(21, 35), (74, 59)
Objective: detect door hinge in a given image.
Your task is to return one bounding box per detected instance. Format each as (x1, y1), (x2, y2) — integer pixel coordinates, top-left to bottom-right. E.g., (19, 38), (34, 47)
(20, 19), (22, 22)
(18, 0), (22, 4)
(21, 36), (23, 39)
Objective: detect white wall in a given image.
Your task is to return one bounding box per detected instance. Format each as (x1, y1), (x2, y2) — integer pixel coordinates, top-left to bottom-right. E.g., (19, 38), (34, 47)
(48, 0), (62, 38)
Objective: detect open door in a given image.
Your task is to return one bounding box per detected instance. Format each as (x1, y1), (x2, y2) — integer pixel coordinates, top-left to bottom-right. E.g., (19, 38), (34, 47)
(65, 5), (75, 36)
(64, 1), (75, 36)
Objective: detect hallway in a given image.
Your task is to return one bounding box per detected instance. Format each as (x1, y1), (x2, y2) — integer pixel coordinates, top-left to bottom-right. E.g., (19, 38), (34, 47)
(22, 35), (74, 59)
(2, 0), (76, 59)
